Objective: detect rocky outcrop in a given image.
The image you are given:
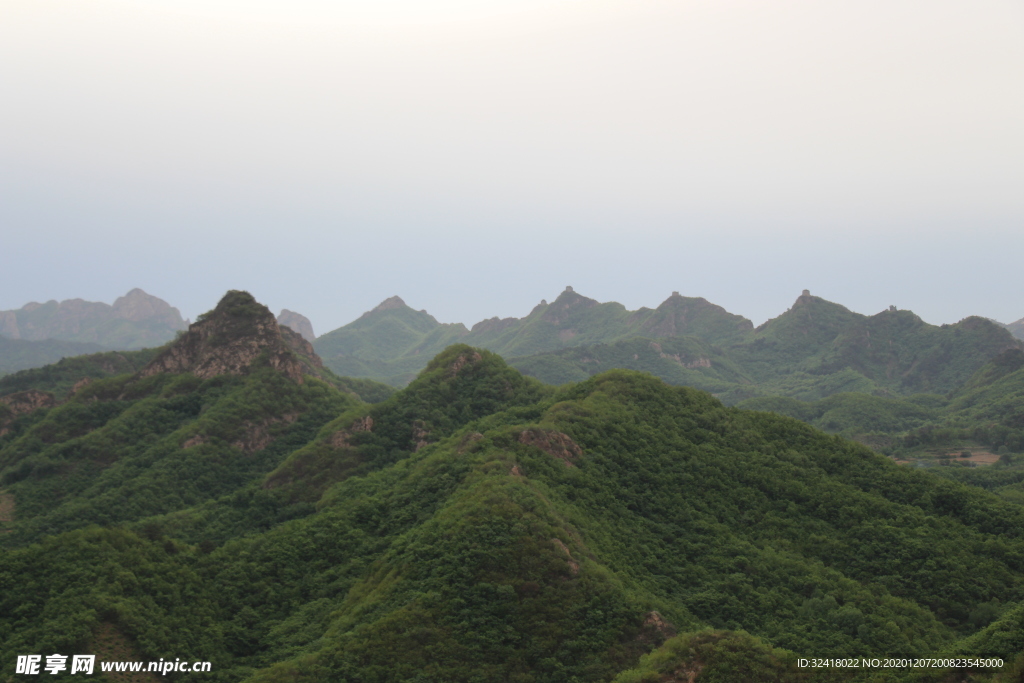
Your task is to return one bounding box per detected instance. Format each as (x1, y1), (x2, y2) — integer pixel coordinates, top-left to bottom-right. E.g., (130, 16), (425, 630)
(648, 342), (712, 369)
(0, 389), (56, 436)
(329, 415), (374, 448)
(139, 291), (322, 382)
(551, 538), (579, 575)
(517, 429), (583, 467)
(0, 390), (56, 416)
(447, 350), (482, 377)
(277, 310), (316, 342)
(411, 421), (431, 451)
(112, 288), (187, 328)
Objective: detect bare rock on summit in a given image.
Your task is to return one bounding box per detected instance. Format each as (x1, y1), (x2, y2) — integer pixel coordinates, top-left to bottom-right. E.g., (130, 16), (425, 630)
(277, 309), (316, 342)
(140, 291), (323, 382)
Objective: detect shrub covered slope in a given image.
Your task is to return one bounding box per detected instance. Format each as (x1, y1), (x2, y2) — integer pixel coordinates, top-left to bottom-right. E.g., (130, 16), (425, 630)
(1, 294), (1023, 682)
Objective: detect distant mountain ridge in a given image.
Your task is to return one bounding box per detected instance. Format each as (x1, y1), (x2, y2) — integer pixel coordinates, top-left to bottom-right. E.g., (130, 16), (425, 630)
(0, 288), (187, 349)
(315, 288), (1021, 401)
(313, 287), (753, 386)
(1001, 316), (1024, 341)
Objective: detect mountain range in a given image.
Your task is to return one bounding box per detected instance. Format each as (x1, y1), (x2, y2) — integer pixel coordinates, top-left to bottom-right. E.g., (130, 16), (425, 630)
(313, 288), (1022, 406)
(1, 290), (1023, 682)
(0, 289), (188, 376)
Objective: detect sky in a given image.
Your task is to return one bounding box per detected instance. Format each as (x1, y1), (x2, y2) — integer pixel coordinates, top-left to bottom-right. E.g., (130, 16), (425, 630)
(2, 0), (1023, 334)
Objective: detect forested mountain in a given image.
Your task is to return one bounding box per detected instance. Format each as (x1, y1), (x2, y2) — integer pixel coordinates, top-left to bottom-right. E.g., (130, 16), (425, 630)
(0, 289), (187, 370)
(314, 289), (1021, 410)
(314, 289), (751, 387)
(1, 291), (1023, 682)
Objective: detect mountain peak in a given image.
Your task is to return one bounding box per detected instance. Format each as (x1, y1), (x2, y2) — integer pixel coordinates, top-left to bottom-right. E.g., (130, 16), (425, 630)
(278, 309), (316, 342)
(140, 290), (321, 382)
(112, 288), (186, 329)
(372, 296), (407, 313)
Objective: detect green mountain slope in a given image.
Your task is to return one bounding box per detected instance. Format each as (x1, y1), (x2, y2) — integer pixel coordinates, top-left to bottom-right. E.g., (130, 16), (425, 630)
(2, 329), (1023, 681)
(314, 296), (470, 385)
(508, 335), (750, 392)
(314, 290), (1020, 411)
(314, 289), (754, 387)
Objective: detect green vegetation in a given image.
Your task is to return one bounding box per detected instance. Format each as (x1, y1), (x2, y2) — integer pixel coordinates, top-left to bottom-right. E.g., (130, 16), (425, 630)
(311, 291), (1021, 415)
(0, 347), (161, 398)
(2, 336), (1024, 681)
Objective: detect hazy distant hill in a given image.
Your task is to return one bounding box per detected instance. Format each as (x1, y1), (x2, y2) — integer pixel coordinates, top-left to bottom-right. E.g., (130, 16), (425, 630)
(276, 309), (315, 342)
(315, 289), (1021, 404)
(313, 296), (470, 385)
(716, 292), (1020, 402)
(1003, 316), (1024, 341)
(0, 336), (106, 377)
(0, 288), (187, 349)
(315, 288), (752, 386)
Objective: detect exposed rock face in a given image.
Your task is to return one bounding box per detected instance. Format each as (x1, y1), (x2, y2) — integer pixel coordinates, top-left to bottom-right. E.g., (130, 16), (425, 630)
(551, 538), (580, 575)
(329, 415), (374, 448)
(112, 288), (187, 328)
(277, 309), (316, 342)
(0, 390), (56, 416)
(139, 291), (321, 382)
(447, 350), (482, 376)
(0, 390), (56, 436)
(71, 378), (93, 395)
(411, 421), (431, 451)
(648, 342), (712, 369)
(517, 429), (583, 467)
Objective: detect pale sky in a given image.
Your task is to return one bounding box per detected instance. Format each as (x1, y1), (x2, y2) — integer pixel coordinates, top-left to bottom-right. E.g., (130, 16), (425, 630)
(2, 0), (1023, 334)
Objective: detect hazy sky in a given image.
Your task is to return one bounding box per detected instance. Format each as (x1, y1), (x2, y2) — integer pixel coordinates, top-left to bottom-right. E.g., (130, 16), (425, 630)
(2, 0), (1023, 334)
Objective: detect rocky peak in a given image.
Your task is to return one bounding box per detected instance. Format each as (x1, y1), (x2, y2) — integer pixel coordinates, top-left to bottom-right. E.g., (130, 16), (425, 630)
(542, 287), (598, 324)
(112, 288), (187, 329)
(140, 290), (321, 382)
(277, 309), (316, 342)
(371, 296), (407, 313)
(637, 293), (752, 341)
